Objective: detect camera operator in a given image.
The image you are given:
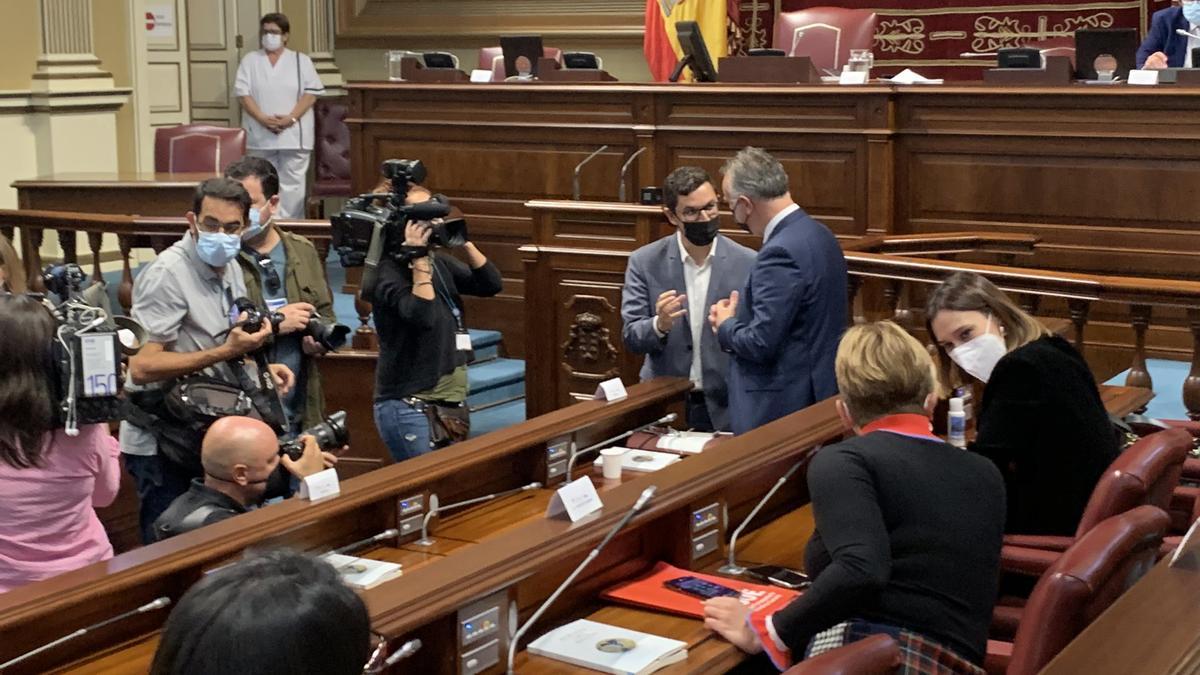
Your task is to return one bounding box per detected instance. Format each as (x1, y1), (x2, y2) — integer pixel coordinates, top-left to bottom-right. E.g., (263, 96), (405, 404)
(225, 156), (337, 433)
(120, 177), (296, 544)
(370, 186), (502, 461)
(0, 295), (121, 592)
(152, 416), (336, 541)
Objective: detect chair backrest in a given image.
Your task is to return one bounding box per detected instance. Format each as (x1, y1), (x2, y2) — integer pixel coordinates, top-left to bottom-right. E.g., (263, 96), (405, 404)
(1008, 505), (1169, 675)
(153, 124), (246, 174)
(784, 634), (900, 675)
(310, 97), (351, 197)
(773, 7), (877, 74)
(1075, 427), (1191, 536)
(479, 46), (563, 80)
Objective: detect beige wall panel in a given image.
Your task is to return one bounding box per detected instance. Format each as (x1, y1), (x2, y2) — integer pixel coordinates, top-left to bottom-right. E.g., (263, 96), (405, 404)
(187, 0), (229, 49)
(189, 60), (231, 108)
(148, 62), (185, 112)
(94, 0), (137, 173)
(0, 0), (40, 90)
(0, 112), (40, 208)
(281, 0), (309, 52)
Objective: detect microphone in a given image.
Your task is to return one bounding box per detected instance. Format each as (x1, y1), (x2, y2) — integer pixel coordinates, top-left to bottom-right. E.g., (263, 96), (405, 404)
(505, 486), (657, 674)
(572, 145), (609, 201)
(332, 528), (400, 555)
(617, 147), (647, 202)
(1176, 28), (1200, 40)
(0, 596), (171, 670)
(718, 457), (808, 576)
(416, 482), (542, 546)
(383, 638), (422, 666)
(565, 412), (677, 478)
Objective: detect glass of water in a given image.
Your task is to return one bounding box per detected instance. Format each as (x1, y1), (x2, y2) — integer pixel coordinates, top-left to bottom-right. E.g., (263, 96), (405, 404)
(386, 50), (406, 81)
(847, 49), (874, 74)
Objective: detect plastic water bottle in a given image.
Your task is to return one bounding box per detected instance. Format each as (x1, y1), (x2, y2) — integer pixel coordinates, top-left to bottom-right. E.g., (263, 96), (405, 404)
(948, 397), (967, 448)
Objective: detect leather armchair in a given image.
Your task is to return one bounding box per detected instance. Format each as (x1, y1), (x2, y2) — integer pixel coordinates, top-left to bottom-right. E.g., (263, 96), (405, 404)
(985, 505), (1169, 675)
(305, 97), (352, 219)
(478, 46), (563, 81)
(773, 7), (877, 75)
(784, 634), (900, 675)
(153, 124), (246, 174)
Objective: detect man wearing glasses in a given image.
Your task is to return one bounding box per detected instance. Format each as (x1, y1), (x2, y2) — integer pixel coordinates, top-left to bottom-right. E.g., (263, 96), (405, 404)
(620, 166), (756, 431)
(1138, 1), (1196, 69)
(226, 156), (336, 433)
(120, 177), (295, 543)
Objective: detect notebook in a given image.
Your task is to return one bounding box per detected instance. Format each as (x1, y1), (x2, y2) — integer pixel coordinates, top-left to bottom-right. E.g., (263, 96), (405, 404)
(593, 448), (681, 473)
(528, 619), (687, 675)
(322, 553), (403, 589)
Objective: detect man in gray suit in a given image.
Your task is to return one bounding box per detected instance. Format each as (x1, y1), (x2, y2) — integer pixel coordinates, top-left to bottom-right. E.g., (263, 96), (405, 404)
(622, 166), (757, 431)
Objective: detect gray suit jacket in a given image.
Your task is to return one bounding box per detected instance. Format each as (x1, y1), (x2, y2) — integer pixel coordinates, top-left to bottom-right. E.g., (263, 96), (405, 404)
(621, 233), (757, 431)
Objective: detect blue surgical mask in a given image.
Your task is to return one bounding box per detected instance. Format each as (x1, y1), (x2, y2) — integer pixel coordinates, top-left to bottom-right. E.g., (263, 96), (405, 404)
(241, 206), (267, 241)
(1186, 3), (1200, 27)
(196, 231), (242, 268)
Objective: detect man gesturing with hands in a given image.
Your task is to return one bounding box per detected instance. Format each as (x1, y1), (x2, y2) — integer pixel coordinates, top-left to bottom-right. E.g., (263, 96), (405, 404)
(621, 167), (755, 431)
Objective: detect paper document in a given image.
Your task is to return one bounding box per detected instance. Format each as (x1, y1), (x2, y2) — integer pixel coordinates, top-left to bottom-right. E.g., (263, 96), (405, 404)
(888, 68), (943, 85)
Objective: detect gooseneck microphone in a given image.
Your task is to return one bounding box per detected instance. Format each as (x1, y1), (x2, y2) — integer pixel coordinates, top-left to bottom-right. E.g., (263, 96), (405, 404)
(505, 486), (657, 674)
(416, 482), (543, 546)
(1176, 28), (1200, 40)
(332, 528), (401, 556)
(0, 596), (171, 671)
(719, 457), (808, 576)
(565, 412), (678, 478)
(383, 638), (423, 666)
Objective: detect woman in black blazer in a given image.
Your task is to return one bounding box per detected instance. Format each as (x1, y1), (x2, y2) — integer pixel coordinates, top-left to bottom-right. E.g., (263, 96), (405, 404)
(926, 272), (1118, 536)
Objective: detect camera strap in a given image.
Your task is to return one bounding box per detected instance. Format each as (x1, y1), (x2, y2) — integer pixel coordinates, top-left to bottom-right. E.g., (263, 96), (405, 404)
(227, 354), (288, 435)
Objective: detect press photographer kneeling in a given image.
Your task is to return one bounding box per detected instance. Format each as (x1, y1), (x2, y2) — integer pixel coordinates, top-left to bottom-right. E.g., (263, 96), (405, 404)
(336, 160), (501, 461)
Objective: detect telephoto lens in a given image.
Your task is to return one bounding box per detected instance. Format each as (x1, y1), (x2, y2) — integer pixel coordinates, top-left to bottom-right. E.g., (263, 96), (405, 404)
(279, 410), (350, 460)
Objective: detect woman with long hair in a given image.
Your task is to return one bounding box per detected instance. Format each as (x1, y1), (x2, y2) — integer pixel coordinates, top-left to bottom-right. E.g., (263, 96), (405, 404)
(0, 294), (120, 593)
(926, 271), (1118, 536)
(0, 232), (26, 293)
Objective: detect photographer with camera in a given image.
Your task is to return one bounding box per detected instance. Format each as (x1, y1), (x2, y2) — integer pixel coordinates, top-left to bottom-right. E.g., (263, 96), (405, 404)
(0, 294), (121, 592)
(152, 416), (337, 541)
(120, 178), (297, 544)
(225, 156), (343, 433)
(369, 183), (502, 461)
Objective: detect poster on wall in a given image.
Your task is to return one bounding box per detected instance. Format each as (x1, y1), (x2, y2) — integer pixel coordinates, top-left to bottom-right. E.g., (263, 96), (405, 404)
(145, 4), (178, 50)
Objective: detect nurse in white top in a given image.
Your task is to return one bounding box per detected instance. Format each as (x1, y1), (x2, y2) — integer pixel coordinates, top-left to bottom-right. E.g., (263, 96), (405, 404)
(234, 13), (324, 219)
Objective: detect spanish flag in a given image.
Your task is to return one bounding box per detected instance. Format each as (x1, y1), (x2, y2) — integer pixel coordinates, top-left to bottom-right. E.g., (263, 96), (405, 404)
(644, 0), (729, 82)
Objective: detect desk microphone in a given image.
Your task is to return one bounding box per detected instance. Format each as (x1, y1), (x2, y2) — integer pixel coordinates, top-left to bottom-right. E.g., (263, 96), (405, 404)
(1176, 28), (1200, 40)
(383, 638), (422, 666)
(0, 596), (171, 671)
(505, 486), (657, 674)
(566, 412), (678, 478)
(617, 147), (647, 202)
(416, 482), (542, 546)
(718, 457), (808, 576)
(332, 528), (400, 556)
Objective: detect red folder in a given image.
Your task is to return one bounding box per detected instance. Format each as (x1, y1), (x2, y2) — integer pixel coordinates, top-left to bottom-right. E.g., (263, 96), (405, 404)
(601, 561), (800, 619)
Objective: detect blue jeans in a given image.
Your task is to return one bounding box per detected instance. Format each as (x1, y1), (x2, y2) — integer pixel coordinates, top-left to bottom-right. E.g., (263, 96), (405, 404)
(125, 453), (196, 544)
(374, 399), (433, 462)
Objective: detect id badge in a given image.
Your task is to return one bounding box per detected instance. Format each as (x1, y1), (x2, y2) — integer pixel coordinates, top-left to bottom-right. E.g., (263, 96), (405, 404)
(265, 297), (288, 312)
(455, 331), (472, 352)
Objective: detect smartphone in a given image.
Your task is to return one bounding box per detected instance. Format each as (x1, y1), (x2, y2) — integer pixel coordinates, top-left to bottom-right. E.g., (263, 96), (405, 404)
(664, 576), (741, 600)
(746, 565), (811, 590)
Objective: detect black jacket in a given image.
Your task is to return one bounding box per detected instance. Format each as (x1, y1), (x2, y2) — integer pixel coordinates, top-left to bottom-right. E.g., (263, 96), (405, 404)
(152, 479), (247, 541)
(973, 335), (1119, 536)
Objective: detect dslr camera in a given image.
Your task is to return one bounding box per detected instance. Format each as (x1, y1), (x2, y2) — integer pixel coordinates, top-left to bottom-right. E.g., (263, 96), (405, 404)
(330, 160), (468, 296)
(231, 297), (350, 352)
(39, 263), (147, 435)
(278, 410), (350, 460)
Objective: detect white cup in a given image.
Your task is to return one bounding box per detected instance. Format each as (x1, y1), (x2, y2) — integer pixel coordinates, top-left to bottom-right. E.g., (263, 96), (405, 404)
(600, 448), (625, 479)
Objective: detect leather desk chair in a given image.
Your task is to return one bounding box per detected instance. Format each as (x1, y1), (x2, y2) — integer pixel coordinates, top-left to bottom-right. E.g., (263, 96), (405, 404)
(773, 7), (877, 75)
(984, 505), (1169, 675)
(478, 46), (562, 81)
(783, 634), (901, 675)
(305, 97), (352, 219)
(154, 124), (246, 174)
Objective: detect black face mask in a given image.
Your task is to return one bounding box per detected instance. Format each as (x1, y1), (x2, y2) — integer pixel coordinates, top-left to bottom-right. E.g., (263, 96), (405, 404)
(682, 215), (721, 246)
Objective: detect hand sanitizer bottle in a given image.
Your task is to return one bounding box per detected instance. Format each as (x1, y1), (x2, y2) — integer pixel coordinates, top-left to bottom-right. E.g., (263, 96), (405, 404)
(948, 397), (967, 449)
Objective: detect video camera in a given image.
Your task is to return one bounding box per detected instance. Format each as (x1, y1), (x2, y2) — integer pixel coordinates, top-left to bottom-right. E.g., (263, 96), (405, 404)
(330, 160), (468, 298)
(278, 410), (349, 460)
(231, 297), (351, 352)
(39, 263), (147, 436)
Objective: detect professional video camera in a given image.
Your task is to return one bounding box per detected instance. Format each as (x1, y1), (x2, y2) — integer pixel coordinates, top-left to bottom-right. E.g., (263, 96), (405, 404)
(38, 263), (147, 436)
(330, 159), (468, 298)
(278, 410), (349, 460)
(231, 297), (351, 352)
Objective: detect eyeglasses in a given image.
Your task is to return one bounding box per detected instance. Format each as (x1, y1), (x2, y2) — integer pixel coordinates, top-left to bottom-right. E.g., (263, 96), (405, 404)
(197, 217), (243, 236)
(676, 201), (720, 221)
(255, 253), (281, 294)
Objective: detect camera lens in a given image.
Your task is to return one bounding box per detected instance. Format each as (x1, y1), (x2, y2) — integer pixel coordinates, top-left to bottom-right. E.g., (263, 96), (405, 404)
(305, 318), (350, 351)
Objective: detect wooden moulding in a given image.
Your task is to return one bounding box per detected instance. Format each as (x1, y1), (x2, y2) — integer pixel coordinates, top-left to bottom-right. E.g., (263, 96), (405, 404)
(983, 55), (1073, 86)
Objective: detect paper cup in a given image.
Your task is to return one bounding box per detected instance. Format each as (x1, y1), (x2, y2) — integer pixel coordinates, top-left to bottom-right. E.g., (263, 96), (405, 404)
(599, 448), (625, 479)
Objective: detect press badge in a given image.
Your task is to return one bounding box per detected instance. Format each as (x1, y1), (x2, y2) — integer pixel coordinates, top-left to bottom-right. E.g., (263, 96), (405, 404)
(265, 298), (288, 312)
(456, 331), (472, 351)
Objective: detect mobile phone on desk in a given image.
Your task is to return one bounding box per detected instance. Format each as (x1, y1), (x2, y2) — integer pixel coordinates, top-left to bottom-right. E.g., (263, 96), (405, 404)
(746, 565), (811, 590)
(664, 576), (741, 600)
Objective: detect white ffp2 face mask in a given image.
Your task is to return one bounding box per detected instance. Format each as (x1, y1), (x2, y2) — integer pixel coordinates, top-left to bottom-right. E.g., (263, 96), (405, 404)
(948, 316), (1007, 383)
(261, 33), (283, 51)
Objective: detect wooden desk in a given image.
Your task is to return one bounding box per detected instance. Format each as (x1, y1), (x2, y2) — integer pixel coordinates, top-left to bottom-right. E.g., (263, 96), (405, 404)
(13, 172), (215, 217)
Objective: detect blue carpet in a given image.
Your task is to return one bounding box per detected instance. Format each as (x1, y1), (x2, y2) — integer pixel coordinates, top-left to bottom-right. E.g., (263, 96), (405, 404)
(1106, 359), (1190, 420)
(466, 358), (526, 409)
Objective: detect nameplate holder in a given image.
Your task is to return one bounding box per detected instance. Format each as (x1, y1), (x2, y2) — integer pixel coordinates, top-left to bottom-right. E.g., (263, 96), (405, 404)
(1127, 69), (1160, 86)
(838, 70), (869, 85)
(299, 468), (341, 501)
(546, 476), (603, 522)
(470, 69), (493, 83)
(594, 377), (628, 402)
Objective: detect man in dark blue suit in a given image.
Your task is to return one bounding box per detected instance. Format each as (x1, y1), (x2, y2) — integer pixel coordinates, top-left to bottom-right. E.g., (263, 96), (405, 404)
(1137, 3), (1197, 69)
(622, 167), (756, 431)
(708, 147), (847, 434)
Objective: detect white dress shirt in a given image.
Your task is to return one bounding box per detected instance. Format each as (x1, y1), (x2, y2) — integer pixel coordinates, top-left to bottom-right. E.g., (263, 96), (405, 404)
(233, 49), (324, 150)
(1188, 23), (1199, 68)
(762, 203), (801, 243)
(655, 232), (717, 391)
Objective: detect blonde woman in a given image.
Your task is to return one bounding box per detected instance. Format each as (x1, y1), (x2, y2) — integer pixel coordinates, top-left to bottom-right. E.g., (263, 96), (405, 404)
(0, 232), (25, 293)
(926, 271), (1118, 536)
